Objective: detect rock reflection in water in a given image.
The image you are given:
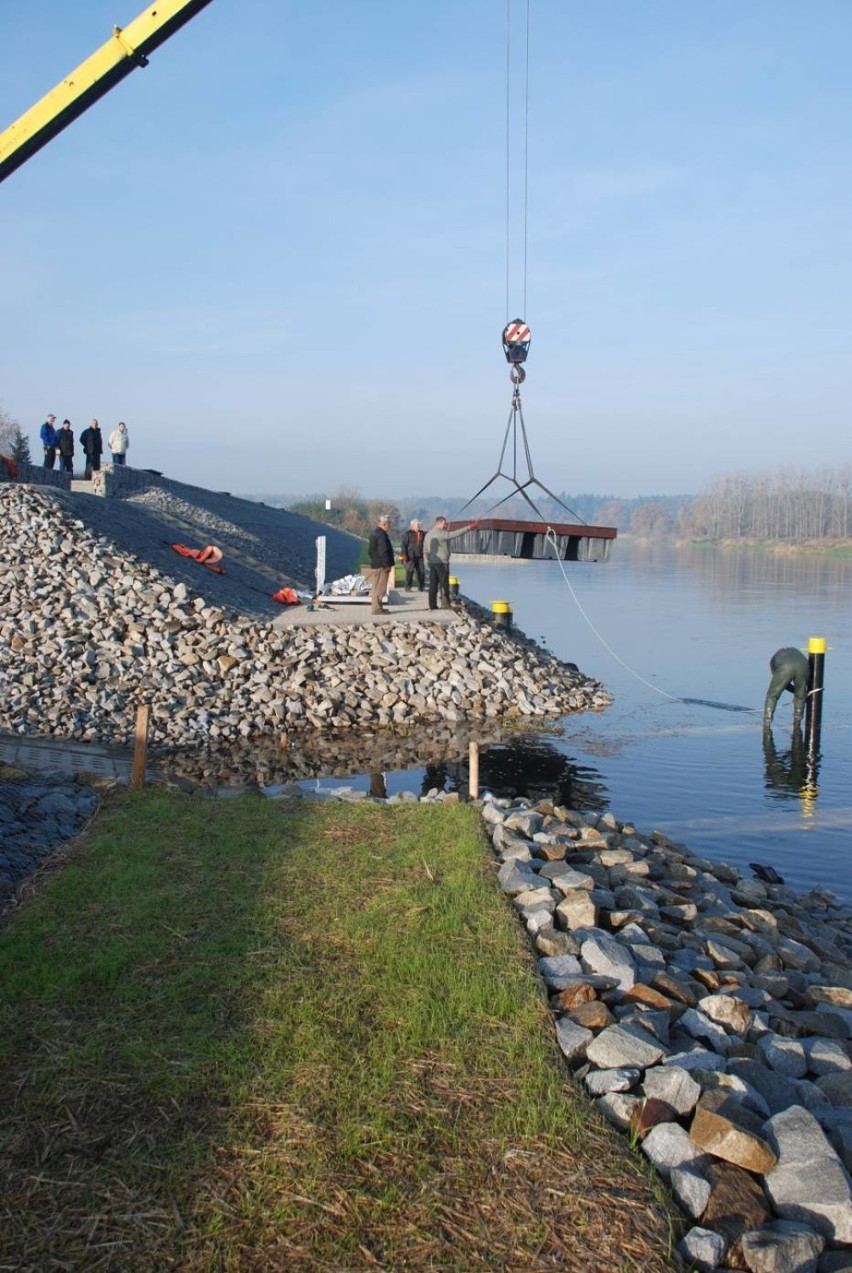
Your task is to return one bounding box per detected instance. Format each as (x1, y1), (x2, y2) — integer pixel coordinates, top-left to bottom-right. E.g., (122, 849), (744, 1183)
(162, 722), (504, 789)
(158, 724), (609, 810)
(456, 737), (609, 810)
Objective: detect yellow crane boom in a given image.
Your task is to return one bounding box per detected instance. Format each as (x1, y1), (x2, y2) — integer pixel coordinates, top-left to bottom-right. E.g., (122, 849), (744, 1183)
(0, 0), (214, 185)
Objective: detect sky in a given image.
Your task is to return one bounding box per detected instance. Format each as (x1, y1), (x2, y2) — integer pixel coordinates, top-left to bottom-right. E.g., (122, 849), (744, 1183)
(2, 1), (852, 501)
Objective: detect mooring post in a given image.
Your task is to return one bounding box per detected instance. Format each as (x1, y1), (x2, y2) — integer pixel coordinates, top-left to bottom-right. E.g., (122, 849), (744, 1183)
(491, 600), (512, 629)
(132, 702), (150, 790)
(804, 636), (825, 763)
(469, 740), (479, 800)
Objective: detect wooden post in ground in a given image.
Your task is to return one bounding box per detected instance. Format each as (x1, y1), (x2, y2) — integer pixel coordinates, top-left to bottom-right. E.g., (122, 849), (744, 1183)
(469, 740), (479, 800)
(132, 703), (150, 790)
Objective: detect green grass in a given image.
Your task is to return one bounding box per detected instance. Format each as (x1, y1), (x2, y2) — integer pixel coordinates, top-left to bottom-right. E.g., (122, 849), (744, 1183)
(0, 790), (681, 1272)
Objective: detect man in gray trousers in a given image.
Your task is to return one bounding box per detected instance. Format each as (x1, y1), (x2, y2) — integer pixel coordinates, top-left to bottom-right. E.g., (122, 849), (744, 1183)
(763, 647), (810, 728)
(423, 516), (476, 611)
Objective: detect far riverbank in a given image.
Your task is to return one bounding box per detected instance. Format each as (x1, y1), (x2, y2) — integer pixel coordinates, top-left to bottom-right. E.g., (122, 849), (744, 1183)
(625, 534), (852, 558)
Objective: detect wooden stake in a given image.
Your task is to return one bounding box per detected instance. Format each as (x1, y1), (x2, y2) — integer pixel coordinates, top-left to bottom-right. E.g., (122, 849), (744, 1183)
(132, 703), (150, 789)
(469, 740), (479, 801)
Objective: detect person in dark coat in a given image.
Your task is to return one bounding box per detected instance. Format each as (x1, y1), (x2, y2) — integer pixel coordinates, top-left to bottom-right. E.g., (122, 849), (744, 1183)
(39, 414), (57, 468)
(56, 419), (74, 474)
(366, 514), (395, 615)
(400, 519), (425, 591)
(79, 418), (103, 480)
(763, 646), (809, 728)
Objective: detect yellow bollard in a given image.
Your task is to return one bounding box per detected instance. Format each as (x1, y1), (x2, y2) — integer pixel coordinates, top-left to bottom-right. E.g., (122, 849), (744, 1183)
(491, 600), (512, 630)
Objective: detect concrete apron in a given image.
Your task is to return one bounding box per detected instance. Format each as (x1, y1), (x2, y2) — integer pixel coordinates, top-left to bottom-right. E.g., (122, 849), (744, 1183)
(0, 733), (155, 783)
(272, 587), (461, 630)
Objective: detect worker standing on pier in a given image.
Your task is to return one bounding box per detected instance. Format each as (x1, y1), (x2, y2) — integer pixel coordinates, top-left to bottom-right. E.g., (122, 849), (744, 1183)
(366, 514), (395, 615)
(400, 519), (426, 592)
(423, 516), (475, 611)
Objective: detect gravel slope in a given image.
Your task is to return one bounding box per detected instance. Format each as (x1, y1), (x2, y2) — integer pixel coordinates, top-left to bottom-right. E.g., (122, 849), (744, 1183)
(62, 474), (362, 619)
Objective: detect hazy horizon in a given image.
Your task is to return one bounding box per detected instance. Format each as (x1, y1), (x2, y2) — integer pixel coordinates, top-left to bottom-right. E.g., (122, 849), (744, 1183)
(3, 2), (851, 496)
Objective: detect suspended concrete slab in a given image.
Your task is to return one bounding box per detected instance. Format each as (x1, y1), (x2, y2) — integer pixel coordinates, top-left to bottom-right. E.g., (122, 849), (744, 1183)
(448, 518), (617, 563)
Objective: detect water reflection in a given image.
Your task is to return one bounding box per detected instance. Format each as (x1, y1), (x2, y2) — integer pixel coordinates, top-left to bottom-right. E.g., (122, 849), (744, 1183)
(762, 723), (822, 819)
(649, 541), (852, 600)
(163, 721), (504, 788)
(159, 725), (609, 812)
(762, 726), (808, 801)
(422, 763), (451, 796)
(458, 543), (852, 898)
(447, 737), (609, 810)
(368, 773), (388, 799)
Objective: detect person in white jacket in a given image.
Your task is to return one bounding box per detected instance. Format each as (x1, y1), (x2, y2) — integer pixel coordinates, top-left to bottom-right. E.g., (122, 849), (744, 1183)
(108, 422), (130, 466)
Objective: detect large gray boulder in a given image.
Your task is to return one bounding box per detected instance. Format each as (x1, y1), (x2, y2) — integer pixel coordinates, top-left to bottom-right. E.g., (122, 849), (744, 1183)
(764, 1106), (852, 1244)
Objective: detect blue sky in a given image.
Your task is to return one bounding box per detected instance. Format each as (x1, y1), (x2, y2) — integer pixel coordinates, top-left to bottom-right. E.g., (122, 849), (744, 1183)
(2, 1), (851, 499)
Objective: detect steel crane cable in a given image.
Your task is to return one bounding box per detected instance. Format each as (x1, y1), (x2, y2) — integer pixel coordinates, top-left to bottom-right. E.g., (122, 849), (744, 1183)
(505, 0), (531, 323)
(523, 0), (530, 319)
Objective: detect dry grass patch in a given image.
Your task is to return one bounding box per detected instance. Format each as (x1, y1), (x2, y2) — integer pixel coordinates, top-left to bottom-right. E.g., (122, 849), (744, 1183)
(0, 791), (682, 1271)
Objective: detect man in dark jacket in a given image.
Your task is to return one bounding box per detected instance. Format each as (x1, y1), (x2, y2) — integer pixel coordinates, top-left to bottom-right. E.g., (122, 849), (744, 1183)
(400, 519), (425, 591)
(39, 414), (57, 468)
(56, 419), (74, 474)
(79, 418), (103, 480)
(366, 514), (395, 615)
(763, 646), (809, 729)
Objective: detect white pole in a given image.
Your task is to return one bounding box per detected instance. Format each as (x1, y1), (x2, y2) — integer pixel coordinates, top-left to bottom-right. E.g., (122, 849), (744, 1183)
(315, 535), (326, 598)
(469, 741), (479, 800)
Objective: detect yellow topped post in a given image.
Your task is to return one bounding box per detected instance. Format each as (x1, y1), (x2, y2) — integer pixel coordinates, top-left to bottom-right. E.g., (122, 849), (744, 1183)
(805, 636), (826, 758)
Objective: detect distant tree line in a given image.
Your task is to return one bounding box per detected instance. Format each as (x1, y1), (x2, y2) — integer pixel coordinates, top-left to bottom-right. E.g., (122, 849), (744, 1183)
(680, 467), (852, 542)
(267, 467), (852, 546)
(556, 469), (852, 542)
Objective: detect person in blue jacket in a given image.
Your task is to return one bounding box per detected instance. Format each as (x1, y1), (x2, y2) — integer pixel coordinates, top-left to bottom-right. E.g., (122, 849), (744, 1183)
(39, 414), (57, 468)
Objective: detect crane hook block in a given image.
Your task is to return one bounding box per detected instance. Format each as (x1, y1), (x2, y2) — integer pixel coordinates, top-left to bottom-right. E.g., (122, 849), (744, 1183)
(502, 318), (531, 366)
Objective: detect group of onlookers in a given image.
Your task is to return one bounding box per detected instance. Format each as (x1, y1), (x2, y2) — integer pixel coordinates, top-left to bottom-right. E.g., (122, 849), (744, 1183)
(39, 414), (130, 478)
(366, 514), (476, 614)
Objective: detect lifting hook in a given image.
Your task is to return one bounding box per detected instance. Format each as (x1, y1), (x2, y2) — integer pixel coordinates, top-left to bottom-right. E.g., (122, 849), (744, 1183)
(502, 318), (531, 386)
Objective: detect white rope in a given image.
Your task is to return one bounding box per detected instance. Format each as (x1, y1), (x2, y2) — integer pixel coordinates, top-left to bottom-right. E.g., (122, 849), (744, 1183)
(544, 529), (683, 700)
(544, 528), (766, 713)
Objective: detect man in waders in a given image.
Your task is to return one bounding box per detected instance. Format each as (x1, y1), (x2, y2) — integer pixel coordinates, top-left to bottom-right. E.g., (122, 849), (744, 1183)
(763, 647), (809, 729)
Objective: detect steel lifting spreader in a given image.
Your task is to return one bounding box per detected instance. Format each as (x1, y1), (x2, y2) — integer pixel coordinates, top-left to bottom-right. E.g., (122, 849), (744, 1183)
(502, 318), (531, 384)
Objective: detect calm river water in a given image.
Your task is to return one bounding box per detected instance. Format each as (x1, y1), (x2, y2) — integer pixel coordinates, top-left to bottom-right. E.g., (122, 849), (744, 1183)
(318, 540), (851, 903)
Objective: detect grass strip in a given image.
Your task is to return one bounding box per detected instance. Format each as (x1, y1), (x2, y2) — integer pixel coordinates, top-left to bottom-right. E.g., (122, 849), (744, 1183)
(0, 789), (682, 1271)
